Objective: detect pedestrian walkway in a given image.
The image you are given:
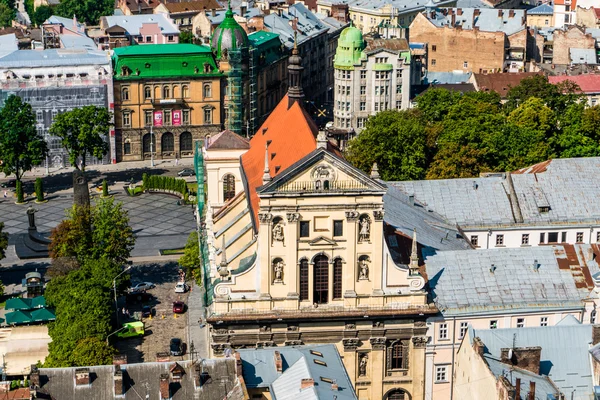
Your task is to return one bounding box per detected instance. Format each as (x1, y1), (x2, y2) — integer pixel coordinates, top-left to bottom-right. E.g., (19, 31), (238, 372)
(187, 281), (210, 359)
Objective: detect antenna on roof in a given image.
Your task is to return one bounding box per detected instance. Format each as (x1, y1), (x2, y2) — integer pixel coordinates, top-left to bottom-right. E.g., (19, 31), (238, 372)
(490, 264), (496, 274)
(533, 259), (540, 271)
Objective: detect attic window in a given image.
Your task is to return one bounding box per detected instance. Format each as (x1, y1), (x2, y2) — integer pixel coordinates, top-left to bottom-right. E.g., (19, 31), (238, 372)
(314, 359), (327, 366)
(145, 63), (151, 68)
(320, 377), (334, 383)
(310, 350), (323, 357)
(275, 166), (281, 173)
(538, 206), (550, 213)
(182, 62), (188, 67)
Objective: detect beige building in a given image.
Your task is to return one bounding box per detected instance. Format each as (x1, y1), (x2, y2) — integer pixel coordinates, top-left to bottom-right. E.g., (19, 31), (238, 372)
(203, 44), (432, 400)
(526, 3), (555, 28)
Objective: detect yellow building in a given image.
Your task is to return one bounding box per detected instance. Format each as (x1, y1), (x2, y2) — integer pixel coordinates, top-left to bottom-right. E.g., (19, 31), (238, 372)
(112, 44), (222, 162)
(203, 42), (432, 400)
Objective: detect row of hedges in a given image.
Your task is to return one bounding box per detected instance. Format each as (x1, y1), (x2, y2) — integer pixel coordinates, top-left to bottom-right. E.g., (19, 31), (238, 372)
(142, 173), (189, 202)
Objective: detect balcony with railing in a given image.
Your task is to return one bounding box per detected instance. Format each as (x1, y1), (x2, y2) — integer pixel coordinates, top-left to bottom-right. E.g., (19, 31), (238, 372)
(275, 180), (370, 193)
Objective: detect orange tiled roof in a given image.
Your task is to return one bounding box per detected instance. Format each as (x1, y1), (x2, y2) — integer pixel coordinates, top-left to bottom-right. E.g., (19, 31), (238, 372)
(241, 95), (318, 228)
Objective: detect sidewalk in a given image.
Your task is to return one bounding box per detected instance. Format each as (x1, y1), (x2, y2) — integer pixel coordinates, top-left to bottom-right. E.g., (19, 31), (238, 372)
(187, 281), (210, 359)
(2, 157), (194, 179)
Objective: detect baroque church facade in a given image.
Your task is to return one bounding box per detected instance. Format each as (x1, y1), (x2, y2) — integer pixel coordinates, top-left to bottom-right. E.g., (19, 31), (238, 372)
(203, 38), (432, 400)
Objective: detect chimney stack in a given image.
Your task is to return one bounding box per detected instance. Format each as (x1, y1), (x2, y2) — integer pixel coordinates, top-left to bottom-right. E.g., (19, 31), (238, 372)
(473, 337), (484, 356)
(509, 9), (515, 18)
(528, 381), (536, 400)
(30, 365), (40, 388)
(74, 368), (91, 387)
(241, 4), (247, 15)
(474, 9), (480, 17)
(498, 9), (503, 18)
(592, 325), (600, 345)
(156, 352), (170, 362)
(212, 8), (216, 17)
(301, 379), (314, 389)
(113, 354), (128, 367)
(160, 373), (170, 400)
(274, 351), (283, 373)
(457, 8), (462, 16)
(114, 367), (124, 397)
(193, 365), (202, 390)
(500, 347), (542, 375)
(515, 378), (521, 400)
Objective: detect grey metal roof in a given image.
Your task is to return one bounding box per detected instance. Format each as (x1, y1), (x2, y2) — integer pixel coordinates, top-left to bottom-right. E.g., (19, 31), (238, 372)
(586, 28), (600, 39)
(424, 246), (587, 316)
(423, 71), (472, 84)
(389, 157), (600, 229)
(570, 48), (598, 65)
(0, 34), (18, 55)
(484, 356), (558, 400)
(0, 49), (110, 68)
(237, 344), (357, 400)
(455, 0), (493, 8)
(37, 360), (245, 400)
(528, 3), (554, 14)
(59, 34), (97, 50)
(103, 14), (179, 35)
(383, 184), (471, 253)
(318, 0), (455, 14)
(263, 3), (330, 49)
(206, 7), (262, 26)
(473, 319), (594, 400)
(426, 8), (526, 36)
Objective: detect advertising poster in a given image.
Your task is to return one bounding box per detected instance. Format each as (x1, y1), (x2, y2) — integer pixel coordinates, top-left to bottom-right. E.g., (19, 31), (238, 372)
(154, 111), (163, 127)
(172, 110), (181, 126)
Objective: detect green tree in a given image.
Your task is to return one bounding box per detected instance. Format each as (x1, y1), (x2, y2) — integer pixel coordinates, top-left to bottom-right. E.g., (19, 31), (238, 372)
(0, 95), (48, 182)
(31, 4), (53, 26)
(179, 30), (195, 44)
(0, 2), (15, 27)
(48, 205), (92, 262)
(345, 110), (428, 181)
(0, 221), (7, 292)
(72, 337), (116, 366)
(414, 87), (461, 123)
(90, 197), (135, 264)
(505, 74), (582, 114)
(552, 104), (600, 158)
(179, 231), (201, 281)
(49, 106), (111, 171)
(55, 0), (113, 25)
(102, 179), (108, 197)
(35, 177), (44, 202)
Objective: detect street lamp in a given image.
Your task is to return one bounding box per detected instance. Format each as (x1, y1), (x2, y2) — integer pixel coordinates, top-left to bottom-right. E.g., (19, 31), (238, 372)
(113, 265), (132, 325)
(106, 326), (127, 346)
(150, 123), (155, 167)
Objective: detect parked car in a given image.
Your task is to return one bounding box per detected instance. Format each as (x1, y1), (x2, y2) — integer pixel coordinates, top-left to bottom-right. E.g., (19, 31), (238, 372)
(141, 305), (152, 318)
(170, 338), (183, 356)
(177, 168), (195, 177)
(172, 301), (185, 314)
(117, 322), (145, 339)
(0, 179), (16, 188)
(126, 292), (153, 305)
(175, 282), (189, 293)
(129, 282), (155, 293)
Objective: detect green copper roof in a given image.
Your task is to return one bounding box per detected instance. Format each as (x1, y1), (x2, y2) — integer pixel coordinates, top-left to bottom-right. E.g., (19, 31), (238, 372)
(211, 6), (249, 59)
(333, 23), (366, 70)
(248, 31), (279, 47)
(112, 44), (221, 80)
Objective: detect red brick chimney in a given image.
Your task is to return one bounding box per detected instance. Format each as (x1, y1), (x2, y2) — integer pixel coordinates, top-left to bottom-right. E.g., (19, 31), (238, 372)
(457, 8), (463, 16)
(473, 337), (485, 356)
(274, 351), (283, 374)
(528, 381), (536, 400)
(114, 367), (124, 397)
(74, 368), (91, 386)
(30, 365), (40, 388)
(501, 347), (542, 375)
(498, 10), (503, 18)
(593, 325), (600, 345)
(113, 355), (127, 367)
(160, 373), (170, 400)
(301, 378), (314, 389)
(509, 9), (515, 18)
(515, 378), (521, 400)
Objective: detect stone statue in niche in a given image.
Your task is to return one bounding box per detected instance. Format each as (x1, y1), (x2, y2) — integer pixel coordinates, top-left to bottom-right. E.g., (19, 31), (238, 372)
(273, 260), (284, 283)
(358, 216), (370, 242)
(272, 221), (284, 245)
(359, 257), (369, 280)
(358, 354), (368, 377)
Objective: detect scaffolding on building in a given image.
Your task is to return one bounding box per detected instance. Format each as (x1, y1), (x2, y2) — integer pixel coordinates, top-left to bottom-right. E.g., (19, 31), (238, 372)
(248, 45), (258, 138)
(226, 48), (243, 135)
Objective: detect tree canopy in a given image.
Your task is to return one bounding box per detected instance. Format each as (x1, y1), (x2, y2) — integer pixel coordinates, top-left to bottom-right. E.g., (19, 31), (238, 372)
(346, 76), (600, 180)
(0, 2), (15, 27)
(55, 0), (113, 25)
(49, 106), (111, 171)
(179, 231), (201, 283)
(31, 5), (54, 26)
(0, 95), (48, 181)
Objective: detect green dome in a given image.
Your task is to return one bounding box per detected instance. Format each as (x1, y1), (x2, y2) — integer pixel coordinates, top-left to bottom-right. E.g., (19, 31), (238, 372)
(211, 7), (249, 60)
(333, 23), (366, 69)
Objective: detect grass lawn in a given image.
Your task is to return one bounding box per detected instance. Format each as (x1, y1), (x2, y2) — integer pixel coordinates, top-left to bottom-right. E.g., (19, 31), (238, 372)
(161, 248), (185, 255)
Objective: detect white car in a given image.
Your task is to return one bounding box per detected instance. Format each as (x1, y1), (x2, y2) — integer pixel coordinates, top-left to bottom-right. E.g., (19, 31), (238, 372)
(175, 282), (189, 293)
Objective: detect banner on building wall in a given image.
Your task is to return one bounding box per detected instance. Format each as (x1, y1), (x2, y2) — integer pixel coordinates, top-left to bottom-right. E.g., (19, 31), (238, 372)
(154, 111), (163, 127)
(172, 110), (181, 126)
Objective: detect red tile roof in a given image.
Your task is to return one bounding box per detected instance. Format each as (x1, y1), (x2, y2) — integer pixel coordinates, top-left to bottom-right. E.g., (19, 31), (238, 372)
(241, 95), (319, 227)
(548, 74), (600, 93)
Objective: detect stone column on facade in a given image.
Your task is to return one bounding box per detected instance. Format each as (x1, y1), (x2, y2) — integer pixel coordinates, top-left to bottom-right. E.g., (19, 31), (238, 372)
(411, 336), (428, 400)
(369, 337), (386, 400)
(371, 210), (385, 297)
(344, 210), (359, 301)
(286, 212), (301, 300)
(425, 345), (435, 400)
(342, 338), (360, 383)
(258, 212), (273, 296)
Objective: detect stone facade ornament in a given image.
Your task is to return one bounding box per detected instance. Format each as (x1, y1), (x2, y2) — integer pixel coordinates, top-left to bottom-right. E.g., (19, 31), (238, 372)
(287, 325), (299, 332)
(345, 211), (360, 221)
(255, 341), (275, 348)
(258, 213), (272, 224)
(259, 325), (271, 333)
(284, 340), (303, 346)
(273, 259), (284, 283)
(412, 336), (428, 348)
(213, 329), (229, 335)
(358, 257), (370, 280)
(211, 343), (227, 356)
(345, 323), (356, 330)
(358, 215), (371, 242)
(358, 354), (368, 377)
(369, 337), (386, 350)
(286, 212), (301, 222)
(373, 210), (384, 221)
(272, 220), (285, 244)
(342, 338), (360, 350)
(373, 321), (384, 328)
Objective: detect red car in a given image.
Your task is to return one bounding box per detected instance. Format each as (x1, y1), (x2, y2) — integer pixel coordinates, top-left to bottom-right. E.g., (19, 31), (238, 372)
(173, 301), (185, 314)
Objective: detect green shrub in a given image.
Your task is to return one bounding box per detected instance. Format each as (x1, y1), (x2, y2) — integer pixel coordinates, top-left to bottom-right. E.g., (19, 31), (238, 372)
(35, 177), (44, 202)
(102, 179), (109, 197)
(16, 180), (24, 203)
(142, 173), (148, 190)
